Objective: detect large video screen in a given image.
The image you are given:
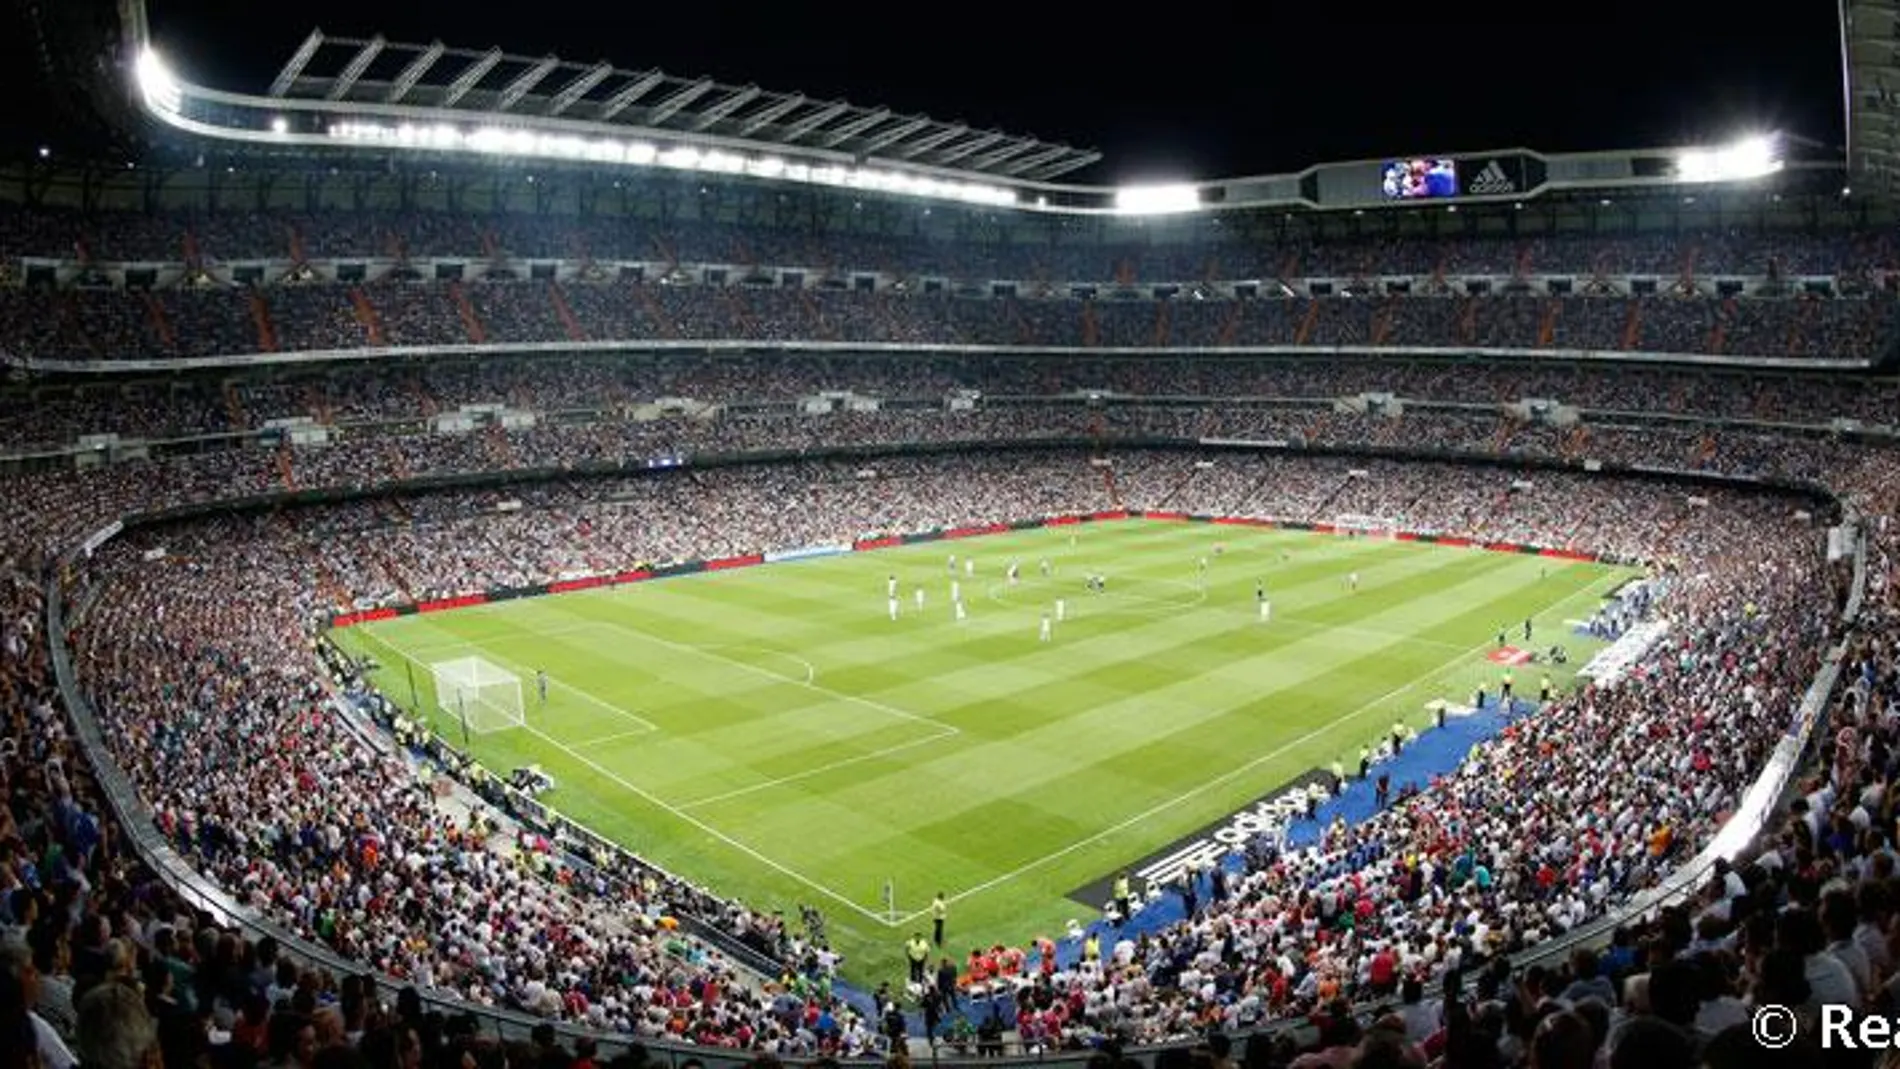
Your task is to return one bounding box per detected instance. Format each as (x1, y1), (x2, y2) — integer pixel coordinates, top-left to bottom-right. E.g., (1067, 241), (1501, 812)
(1381, 158), (1458, 200)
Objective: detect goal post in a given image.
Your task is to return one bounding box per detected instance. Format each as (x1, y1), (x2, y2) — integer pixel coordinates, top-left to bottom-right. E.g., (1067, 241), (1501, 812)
(431, 656), (525, 734)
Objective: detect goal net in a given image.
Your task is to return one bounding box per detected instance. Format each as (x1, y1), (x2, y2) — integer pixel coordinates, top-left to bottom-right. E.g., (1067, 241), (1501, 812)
(1333, 513), (1401, 540)
(432, 656), (525, 734)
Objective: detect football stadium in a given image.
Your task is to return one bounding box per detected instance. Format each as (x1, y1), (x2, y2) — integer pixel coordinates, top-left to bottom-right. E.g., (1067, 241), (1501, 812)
(3, 0), (1900, 1066)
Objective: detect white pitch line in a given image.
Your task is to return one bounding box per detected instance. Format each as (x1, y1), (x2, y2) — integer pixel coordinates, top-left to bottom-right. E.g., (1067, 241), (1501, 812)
(585, 619), (953, 733)
(377, 618), (606, 659)
(572, 728), (657, 748)
(362, 627), (657, 736)
(460, 628), (661, 735)
(678, 727), (960, 810)
(518, 723), (895, 924)
(701, 644), (816, 685)
(1266, 615), (1471, 653)
(889, 572), (1624, 923)
(360, 620), (892, 921)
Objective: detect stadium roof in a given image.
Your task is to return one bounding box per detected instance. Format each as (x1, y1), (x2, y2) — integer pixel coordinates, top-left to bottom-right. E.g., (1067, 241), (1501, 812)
(1846, 0), (1900, 196)
(117, 0), (1836, 217)
(261, 31), (1102, 184)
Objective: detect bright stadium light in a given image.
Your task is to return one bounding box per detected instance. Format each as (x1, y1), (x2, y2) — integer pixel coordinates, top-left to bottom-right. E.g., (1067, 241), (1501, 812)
(1115, 184), (1200, 215)
(659, 145), (702, 169)
(135, 48), (182, 115)
(320, 117), (1017, 208)
(1676, 134), (1783, 182)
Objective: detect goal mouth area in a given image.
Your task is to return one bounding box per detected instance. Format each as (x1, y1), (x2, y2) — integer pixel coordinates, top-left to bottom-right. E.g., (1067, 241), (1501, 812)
(432, 655), (526, 735)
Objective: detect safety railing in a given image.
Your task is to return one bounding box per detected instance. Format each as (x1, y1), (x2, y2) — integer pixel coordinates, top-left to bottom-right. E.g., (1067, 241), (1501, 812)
(0, 336), (1872, 375)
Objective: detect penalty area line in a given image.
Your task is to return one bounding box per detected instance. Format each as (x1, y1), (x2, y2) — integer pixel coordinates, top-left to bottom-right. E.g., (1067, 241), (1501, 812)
(587, 619), (953, 734)
(519, 722), (898, 926)
(571, 728), (655, 748)
(360, 629), (891, 923)
(459, 633), (660, 735)
(677, 725), (960, 810)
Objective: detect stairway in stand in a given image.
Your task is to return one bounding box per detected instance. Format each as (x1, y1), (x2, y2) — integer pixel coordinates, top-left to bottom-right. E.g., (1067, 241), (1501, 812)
(449, 282), (488, 344)
(140, 290), (176, 352)
(274, 446), (297, 492)
(248, 291), (279, 352)
(222, 383), (248, 430)
(348, 288), (387, 346)
(549, 283), (587, 342)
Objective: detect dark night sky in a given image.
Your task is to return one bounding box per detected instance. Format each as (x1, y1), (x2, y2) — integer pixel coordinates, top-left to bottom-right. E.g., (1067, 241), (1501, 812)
(141, 1), (1846, 183)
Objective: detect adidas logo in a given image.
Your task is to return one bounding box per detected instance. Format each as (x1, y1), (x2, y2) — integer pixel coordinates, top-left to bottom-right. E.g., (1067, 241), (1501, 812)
(1467, 159), (1515, 195)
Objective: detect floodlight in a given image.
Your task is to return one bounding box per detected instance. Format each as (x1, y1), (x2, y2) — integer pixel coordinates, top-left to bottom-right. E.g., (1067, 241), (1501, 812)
(1114, 184), (1200, 215)
(318, 115), (1016, 208)
(659, 146), (701, 169)
(135, 48), (182, 115)
(1676, 134), (1783, 182)
(270, 116), (288, 134)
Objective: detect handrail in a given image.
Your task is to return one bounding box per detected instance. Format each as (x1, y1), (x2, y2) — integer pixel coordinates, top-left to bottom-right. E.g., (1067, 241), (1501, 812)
(0, 337), (1873, 375)
(36, 435), (1856, 1066)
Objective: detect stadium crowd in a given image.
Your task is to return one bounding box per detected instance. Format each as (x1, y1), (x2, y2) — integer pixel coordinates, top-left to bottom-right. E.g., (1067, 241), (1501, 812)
(0, 391), (1892, 568)
(0, 208), (1896, 366)
(3, 352), (1900, 463)
(4, 209), (1900, 1069)
(1, 207), (1894, 282)
(0, 427), (1868, 1069)
(0, 282), (1890, 365)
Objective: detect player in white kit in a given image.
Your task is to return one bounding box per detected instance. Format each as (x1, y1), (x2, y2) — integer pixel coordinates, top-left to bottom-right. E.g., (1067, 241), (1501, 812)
(1055, 598), (1067, 622)
(1039, 613), (1052, 642)
(964, 558), (975, 578)
(954, 600), (967, 622)
(889, 596), (899, 621)
(914, 587), (925, 610)
(888, 575), (898, 598)
(1349, 572), (1359, 592)
(950, 579), (961, 603)
(1259, 598), (1272, 623)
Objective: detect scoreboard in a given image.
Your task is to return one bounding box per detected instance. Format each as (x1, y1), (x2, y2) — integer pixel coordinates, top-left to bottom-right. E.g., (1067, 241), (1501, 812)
(1316, 151), (1546, 207)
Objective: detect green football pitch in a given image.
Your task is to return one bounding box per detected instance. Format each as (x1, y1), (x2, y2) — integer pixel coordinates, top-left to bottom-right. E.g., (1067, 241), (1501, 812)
(330, 520), (1634, 984)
